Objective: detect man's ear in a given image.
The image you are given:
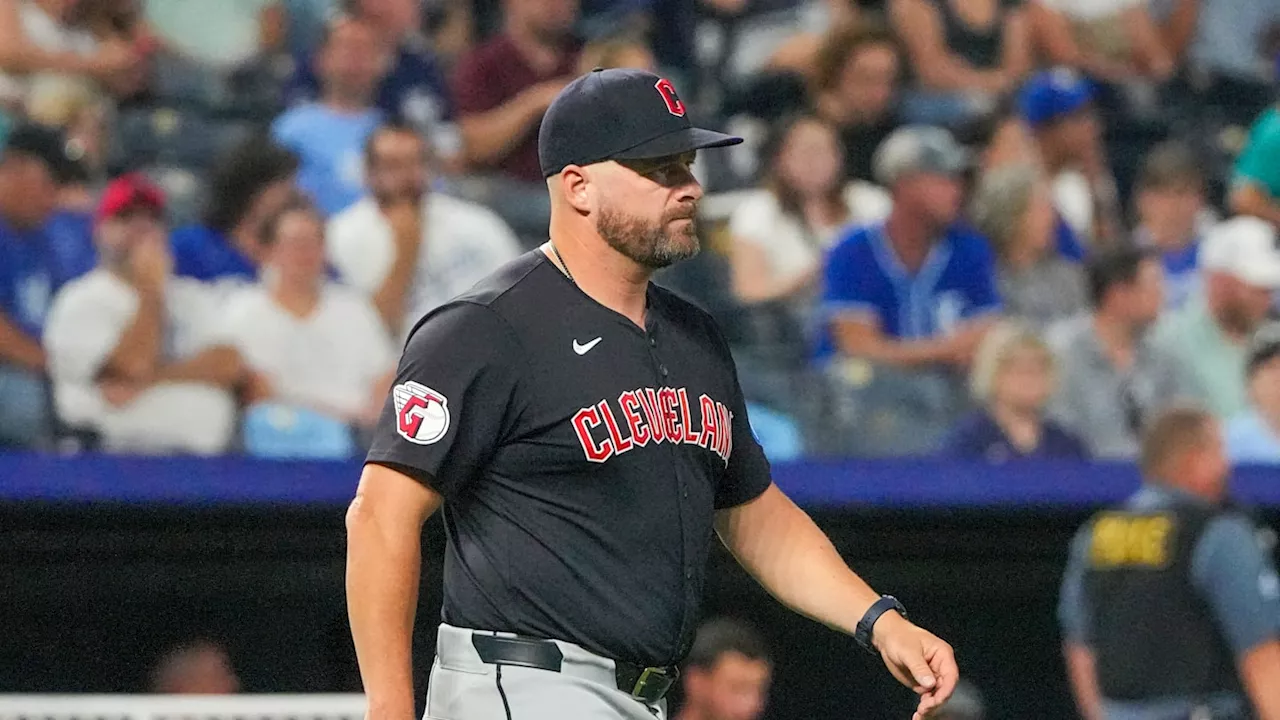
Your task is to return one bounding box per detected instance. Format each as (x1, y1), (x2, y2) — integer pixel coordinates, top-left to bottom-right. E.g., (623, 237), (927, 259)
(558, 166), (593, 214)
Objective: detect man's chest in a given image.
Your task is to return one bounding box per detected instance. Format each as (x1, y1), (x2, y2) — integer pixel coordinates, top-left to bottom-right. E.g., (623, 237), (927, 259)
(505, 314), (738, 471)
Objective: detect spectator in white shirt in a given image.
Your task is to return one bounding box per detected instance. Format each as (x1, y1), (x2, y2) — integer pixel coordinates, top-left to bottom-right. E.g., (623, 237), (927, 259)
(729, 113), (890, 311)
(227, 198), (395, 446)
(43, 174), (243, 455)
(327, 121), (521, 339)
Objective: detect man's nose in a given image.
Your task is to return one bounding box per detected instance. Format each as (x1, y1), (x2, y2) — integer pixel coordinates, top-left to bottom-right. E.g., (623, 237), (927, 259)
(675, 171), (703, 203)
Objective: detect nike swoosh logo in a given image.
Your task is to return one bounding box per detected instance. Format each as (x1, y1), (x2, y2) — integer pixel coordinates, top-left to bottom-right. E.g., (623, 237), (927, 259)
(573, 337), (603, 355)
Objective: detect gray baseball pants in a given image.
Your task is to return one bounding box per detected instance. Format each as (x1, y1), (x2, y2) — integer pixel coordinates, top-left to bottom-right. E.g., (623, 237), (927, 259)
(425, 624), (669, 720)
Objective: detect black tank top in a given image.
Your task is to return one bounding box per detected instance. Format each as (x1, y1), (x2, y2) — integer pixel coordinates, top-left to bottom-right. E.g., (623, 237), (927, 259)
(933, 0), (1009, 70)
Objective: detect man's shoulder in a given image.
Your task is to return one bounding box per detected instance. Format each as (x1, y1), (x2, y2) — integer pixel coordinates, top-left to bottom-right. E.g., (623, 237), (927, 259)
(428, 192), (509, 232)
(328, 197), (383, 232)
(54, 269), (129, 310)
(1045, 313), (1093, 358)
(272, 103), (344, 136)
(827, 224), (879, 269)
(406, 251), (544, 333)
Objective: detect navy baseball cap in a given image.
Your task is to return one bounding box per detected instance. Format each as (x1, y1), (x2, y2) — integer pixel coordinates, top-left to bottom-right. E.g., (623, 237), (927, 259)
(539, 68), (742, 178)
(1016, 67), (1094, 127)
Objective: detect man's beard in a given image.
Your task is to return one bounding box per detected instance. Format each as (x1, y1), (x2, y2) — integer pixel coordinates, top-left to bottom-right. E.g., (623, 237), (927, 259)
(596, 204), (700, 270)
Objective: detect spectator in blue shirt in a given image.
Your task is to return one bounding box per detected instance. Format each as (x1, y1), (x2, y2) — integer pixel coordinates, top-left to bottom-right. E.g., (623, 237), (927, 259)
(821, 125), (1000, 455)
(0, 123), (86, 448)
(284, 0), (460, 166)
(821, 125), (1000, 366)
(1132, 140), (1211, 311)
(943, 321), (1087, 462)
(272, 15), (387, 215)
(1059, 406), (1280, 720)
(170, 136), (300, 288)
(1226, 323), (1280, 464)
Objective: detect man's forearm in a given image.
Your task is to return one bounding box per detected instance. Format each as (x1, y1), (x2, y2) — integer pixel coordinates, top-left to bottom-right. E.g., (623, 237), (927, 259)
(838, 333), (952, 368)
(154, 346), (244, 387)
(0, 313), (44, 370)
(458, 91), (545, 167)
(1240, 640), (1280, 720)
(346, 494), (421, 715)
(373, 229), (422, 336)
(103, 288), (163, 381)
(1064, 642), (1103, 720)
(716, 485), (881, 636)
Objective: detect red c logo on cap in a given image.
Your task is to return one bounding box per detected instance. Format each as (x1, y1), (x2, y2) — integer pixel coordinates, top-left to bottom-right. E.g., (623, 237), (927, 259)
(655, 78), (685, 118)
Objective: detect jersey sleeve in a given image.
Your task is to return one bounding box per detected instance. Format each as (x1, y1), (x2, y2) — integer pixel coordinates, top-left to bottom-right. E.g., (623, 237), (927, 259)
(1057, 528), (1094, 646)
(1191, 515), (1280, 657)
(365, 302), (523, 499)
(821, 234), (879, 322)
(708, 319), (772, 509)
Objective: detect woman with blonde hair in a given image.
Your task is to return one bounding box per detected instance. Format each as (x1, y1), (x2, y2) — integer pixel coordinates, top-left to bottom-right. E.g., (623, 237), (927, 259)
(970, 162), (1086, 329)
(942, 321), (1086, 461)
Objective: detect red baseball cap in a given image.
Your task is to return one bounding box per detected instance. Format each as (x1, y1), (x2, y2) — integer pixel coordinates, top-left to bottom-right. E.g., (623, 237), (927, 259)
(97, 173), (165, 224)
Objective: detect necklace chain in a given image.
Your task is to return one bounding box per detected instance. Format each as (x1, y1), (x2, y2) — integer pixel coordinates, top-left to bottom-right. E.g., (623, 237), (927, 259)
(549, 243), (575, 285)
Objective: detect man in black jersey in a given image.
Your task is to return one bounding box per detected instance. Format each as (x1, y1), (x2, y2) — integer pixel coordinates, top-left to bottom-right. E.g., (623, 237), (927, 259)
(347, 67), (958, 720)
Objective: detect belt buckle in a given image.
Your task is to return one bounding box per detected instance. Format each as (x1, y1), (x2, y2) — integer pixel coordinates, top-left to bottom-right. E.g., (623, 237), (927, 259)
(630, 666), (677, 702)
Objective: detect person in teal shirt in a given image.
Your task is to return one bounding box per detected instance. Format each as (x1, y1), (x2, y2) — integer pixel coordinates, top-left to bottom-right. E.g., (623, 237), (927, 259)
(1230, 105), (1280, 225)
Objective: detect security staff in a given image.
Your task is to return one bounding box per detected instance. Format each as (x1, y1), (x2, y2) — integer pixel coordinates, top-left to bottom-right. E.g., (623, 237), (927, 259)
(345, 68), (958, 720)
(1059, 405), (1280, 720)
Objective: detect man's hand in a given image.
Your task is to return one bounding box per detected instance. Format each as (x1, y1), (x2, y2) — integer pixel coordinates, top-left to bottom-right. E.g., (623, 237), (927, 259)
(382, 201), (421, 251)
(100, 377), (146, 407)
(242, 371), (275, 406)
(872, 611), (959, 720)
(127, 234), (172, 295)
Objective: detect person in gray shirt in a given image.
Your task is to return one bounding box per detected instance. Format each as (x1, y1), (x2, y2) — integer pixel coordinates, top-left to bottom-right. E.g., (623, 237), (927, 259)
(970, 162), (1087, 330)
(1059, 406), (1280, 720)
(1047, 246), (1188, 458)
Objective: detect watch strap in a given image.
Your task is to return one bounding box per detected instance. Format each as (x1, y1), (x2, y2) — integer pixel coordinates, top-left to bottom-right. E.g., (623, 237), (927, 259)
(855, 595), (907, 654)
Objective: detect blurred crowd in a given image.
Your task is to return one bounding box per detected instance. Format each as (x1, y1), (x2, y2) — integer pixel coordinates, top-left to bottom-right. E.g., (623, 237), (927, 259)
(2, 0), (1280, 464)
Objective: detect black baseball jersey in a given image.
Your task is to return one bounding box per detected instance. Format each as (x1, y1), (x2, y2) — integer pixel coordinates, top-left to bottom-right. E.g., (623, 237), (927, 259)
(365, 250), (772, 667)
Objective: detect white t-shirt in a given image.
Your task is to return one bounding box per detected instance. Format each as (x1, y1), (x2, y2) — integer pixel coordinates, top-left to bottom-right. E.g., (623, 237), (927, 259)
(223, 284), (395, 419)
(42, 269), (236, 455)
(326, 193), (522, 337)
(728, 182), (892, 287)
(0, 1), (97, 107)
(1053, 169), (1095, 244)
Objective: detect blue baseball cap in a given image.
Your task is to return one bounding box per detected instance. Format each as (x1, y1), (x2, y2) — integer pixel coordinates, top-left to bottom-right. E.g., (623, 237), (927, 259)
(1016, 67), (1094, 127)
(538, 68), (742, 178)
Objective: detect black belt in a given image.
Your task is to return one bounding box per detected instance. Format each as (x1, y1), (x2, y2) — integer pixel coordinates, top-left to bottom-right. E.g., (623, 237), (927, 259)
(471, 634), (679, 704)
